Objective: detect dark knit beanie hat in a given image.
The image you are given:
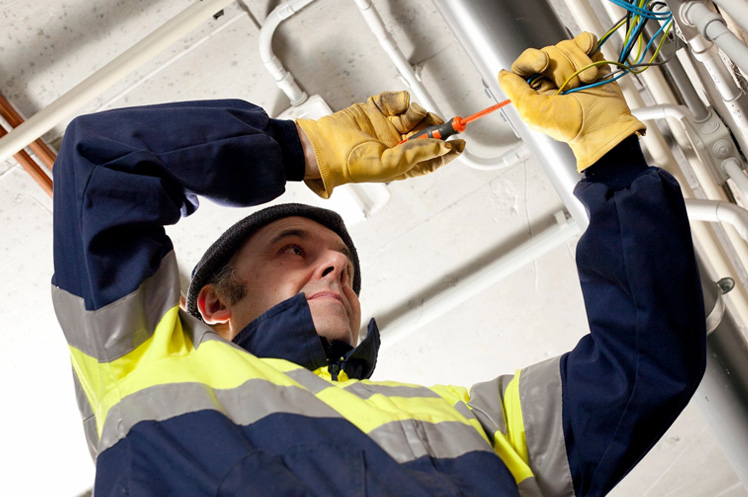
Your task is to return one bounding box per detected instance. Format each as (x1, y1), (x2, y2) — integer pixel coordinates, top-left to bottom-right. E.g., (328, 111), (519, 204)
(186, 203), (361, 321)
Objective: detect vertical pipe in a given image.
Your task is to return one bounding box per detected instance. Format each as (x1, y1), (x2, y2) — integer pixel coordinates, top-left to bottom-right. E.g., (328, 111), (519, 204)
(431, 0), (588, 230)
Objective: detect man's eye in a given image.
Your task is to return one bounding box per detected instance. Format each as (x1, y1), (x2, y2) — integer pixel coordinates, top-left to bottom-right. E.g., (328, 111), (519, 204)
(282, 245), (304, 257)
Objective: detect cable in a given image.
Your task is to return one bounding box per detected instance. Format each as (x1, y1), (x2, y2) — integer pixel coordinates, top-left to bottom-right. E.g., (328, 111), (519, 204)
(551, 0), (674, 94)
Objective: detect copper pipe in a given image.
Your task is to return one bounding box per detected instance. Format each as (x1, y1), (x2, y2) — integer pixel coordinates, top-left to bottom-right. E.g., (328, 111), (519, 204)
(0, 92), (57, 169)
(0, 125), (53, 197)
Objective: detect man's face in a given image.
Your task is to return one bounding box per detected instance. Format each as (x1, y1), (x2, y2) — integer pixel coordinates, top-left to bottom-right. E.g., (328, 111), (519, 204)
(227, 216), (361, 346)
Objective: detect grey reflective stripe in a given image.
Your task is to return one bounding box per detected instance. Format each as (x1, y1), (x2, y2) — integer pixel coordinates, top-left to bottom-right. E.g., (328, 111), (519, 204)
(52, 251), (181, 362)
(73, 371), (99, 461)
(517, 476), (544, 497)
(98, 379), (343, 453)
(367, 419), (495, 464)
(344, 382), (440, 400)
(468, 374), (514, 437)
(519, 356), (575, 497)
(452, 400), (475, 421)
(286, 368), (333, 394)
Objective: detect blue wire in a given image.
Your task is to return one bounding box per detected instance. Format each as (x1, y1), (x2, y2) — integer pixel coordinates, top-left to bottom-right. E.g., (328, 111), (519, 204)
(608, 0), (670, 19)
(633, 16), (673, 65)
(562, 70), (628, 94)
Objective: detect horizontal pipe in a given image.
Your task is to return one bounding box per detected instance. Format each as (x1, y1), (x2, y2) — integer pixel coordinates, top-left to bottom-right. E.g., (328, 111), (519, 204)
(0, 0), (236, 164)
(381, 213), (580, 347)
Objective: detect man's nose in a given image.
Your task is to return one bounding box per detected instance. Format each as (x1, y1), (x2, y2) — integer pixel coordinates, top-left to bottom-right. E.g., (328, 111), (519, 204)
(317, 250), (350, 285)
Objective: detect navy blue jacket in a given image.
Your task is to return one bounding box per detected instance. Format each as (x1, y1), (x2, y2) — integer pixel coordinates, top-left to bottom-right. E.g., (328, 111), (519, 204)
(52, 100), (705, 496)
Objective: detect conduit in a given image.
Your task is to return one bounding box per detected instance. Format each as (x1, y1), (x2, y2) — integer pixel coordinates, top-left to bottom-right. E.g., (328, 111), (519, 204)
(0, 0), (236, 164)
(381, 213), (580, 347)
(259, 0), (315, 105)
(711, 0), (748, 36)
(687, 198), (748, 243)
(681, 1), (748, 77)
(723, 158), (748, 201)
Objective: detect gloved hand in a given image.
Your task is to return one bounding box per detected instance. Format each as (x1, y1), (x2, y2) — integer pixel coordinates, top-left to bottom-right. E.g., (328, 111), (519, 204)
(498, 32), (645, 172)
(297, 91), (465, 198)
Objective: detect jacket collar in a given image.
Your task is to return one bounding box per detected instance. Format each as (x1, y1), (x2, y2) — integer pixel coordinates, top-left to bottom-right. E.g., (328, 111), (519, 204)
(231, 293), (380, 380)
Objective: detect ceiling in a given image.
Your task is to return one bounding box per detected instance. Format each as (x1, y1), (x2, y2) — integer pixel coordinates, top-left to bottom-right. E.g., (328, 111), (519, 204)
(1, 0), (746, 495)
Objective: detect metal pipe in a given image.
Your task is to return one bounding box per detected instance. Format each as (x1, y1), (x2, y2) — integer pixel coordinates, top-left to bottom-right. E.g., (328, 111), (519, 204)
(381, 213), (580, 347)
(0, 93), (57, 169)
(693, 257), (748, 487)
(352, 0), (529, 172)
(432, 0), (587, 229)
(0, 0), (236, 164)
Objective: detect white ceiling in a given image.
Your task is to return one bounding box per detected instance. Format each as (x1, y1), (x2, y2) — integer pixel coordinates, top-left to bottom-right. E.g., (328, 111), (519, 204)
(1, 0), (746, 495)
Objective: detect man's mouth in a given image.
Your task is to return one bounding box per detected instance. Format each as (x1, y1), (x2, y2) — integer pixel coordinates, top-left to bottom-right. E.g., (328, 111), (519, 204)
(308, 291), (343, 303)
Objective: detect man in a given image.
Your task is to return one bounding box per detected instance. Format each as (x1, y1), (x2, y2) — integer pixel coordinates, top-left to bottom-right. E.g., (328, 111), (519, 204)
(52, 33), (705, 496)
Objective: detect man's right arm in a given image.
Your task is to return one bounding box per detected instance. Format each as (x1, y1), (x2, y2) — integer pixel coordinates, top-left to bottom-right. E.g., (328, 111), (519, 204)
(52, 99), (304, 311)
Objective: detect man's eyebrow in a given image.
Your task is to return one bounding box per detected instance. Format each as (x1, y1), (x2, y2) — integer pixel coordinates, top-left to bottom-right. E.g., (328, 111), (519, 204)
(271, 228), (353, 262)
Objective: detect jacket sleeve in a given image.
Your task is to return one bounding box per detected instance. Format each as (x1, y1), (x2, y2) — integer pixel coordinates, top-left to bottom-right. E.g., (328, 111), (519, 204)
(52, 99), (305, 310)
(468, 138), (706, 497)
(560, 138), (706, 496)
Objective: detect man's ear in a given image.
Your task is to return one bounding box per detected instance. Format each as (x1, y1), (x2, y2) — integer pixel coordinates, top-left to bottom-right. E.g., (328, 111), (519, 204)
(197, 284), (232, 325)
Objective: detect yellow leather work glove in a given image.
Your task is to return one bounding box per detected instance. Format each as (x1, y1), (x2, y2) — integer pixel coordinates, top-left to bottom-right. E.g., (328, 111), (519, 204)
(297, 91), (465, 198)
(498, 32), (645, 172)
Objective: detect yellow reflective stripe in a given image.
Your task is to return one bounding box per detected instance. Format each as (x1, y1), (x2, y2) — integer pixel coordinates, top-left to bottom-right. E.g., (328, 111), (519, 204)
(70, 306), (304, 437)
(495, 370), (534, 484)
(314, 386), (476, 434)
(429, 384), (492, 445)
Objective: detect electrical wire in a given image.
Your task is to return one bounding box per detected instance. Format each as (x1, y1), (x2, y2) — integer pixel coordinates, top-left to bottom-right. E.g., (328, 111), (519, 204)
(549, 0), (674, 95)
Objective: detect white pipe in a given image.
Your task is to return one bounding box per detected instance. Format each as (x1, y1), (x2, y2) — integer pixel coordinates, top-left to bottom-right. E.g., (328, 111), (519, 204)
(352, 0), (527, 172)
(632, 104), (694, 122)
(0, 0), (236, 164)
(723, 157), (748, 201)
(678, 3), (748, 130)
(682, 1), (748, 77)
(381, 213), (581, 347)
(711, 0), (748, 36)
(687, 198), (748, 243)
(258, 0), (315, 106)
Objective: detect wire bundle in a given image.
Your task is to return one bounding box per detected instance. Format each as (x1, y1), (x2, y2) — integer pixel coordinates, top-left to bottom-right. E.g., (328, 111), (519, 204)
(532, 0), (675, 94)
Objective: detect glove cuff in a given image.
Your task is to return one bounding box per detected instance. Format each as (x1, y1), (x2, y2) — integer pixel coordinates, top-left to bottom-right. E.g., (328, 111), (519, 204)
(571, 116), (646, 172)
(296, 118), (347, 198)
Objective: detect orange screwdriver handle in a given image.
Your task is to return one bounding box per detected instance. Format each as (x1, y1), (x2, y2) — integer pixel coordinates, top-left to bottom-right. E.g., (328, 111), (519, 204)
(401, 117), (466, 143)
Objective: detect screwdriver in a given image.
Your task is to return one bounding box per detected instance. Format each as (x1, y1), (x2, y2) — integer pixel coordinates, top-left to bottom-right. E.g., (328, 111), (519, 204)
(400, 98), (512, 144)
